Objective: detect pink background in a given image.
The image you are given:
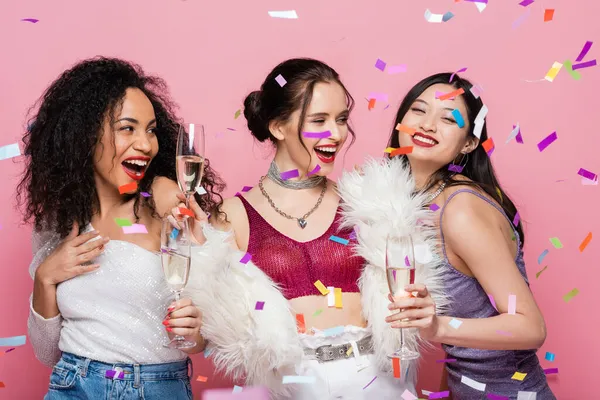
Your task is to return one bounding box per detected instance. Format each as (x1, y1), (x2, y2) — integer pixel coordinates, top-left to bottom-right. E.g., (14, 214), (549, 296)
(1, 0), (598, 398)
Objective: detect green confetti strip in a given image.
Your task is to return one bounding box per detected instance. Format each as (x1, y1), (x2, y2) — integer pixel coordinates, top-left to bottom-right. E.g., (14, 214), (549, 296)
(563, 60), (582, 80)
(115, 218), (132, 227)
(536, 266), (548, 279)
(563, 288), (579, 303)
(313, 309), (323, 317)
(234, 109), (241, 119)
(549, 237), (563, 249)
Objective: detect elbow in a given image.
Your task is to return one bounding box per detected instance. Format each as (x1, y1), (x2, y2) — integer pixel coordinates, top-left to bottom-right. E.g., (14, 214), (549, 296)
(530, 319), (547, 349)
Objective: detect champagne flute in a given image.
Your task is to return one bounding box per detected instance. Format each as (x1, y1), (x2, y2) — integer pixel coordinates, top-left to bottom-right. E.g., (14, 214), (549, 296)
(160, 217), (196, 349)
(176, 123), (206, 207)
(386, 235), (420, 361)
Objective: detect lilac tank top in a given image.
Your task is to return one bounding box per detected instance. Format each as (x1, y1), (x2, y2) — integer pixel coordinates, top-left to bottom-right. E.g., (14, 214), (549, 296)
(440, 189), (555, 399)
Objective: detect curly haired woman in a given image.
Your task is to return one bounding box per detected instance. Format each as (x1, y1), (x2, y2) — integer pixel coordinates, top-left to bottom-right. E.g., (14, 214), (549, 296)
(17, 57), (225, 400)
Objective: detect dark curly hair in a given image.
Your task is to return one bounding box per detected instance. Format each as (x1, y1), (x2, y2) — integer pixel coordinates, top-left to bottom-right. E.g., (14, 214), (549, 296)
(16, 57), (225, 238)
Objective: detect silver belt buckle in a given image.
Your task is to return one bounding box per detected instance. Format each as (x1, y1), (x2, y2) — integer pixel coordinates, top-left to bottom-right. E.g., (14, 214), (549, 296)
(315, 344), (350, 362)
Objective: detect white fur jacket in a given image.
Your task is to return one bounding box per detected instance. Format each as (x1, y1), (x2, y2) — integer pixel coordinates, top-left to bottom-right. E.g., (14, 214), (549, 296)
(185, 157), (447, 398)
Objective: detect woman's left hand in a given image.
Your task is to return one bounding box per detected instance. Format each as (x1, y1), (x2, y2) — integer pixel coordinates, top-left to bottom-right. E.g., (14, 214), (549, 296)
(169, 193), (210, 245)
(385, 283), (439, 341)
(163, 298), (202, 339)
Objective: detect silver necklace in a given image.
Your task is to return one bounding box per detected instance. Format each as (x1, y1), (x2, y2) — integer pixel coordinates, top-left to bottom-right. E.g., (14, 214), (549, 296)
(425, 181), (447, 204)
(258, 175), (327, 229)
(266, 160), (326, 190)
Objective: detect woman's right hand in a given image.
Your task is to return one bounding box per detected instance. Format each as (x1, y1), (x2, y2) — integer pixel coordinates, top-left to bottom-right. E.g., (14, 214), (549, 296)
(35, 222), (108, 286)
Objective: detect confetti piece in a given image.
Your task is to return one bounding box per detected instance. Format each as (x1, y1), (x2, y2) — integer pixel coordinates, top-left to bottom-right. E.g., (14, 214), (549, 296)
(424, 9), (454, 23)
(449, 67), (468, 83)
(544, 368), (559, 375)
(514, 126), (524, 144)
(449, 318), (463, 329)
(507, 294), (517, 315)
(140, 191), (151, 197)
(268, 10), (298, 19)
(461, 375), (486, 391)
(549, 237), (563, 249)
(576, 41), (593, 62)
(387, 65), (407, 74)
(537, 249), (549, 264)
(392, 358), (401, 378)
(241, 186), (252, 192)
(390, 147), (414, 157)
(327, 286), (335, 307)
(170, 228), (180, 240)
(545, 352), (555, 362)
(275, 74), (287, 87)
(0, 382), (4, 388)
(197, 375), (208, 382)
(307, 165), (321, 177)
(280, 169), (299, 180)
(203, 347), (214, 358)
(544, 62), (562, 82)
(329, 235), (349, 245)
(346, 346), (353, 356)
(470, 84), (483, 99)
(334, 288), (343, 308)
(512, 8), (531, 29)
(512, 372), (527, 381)
(582, 176), (598, 185)
(534, 266), (548, 279)
(543, 9), (554, 22)
(448, 164), (464, 173)
(579, 232), (592, 252)
(404, 256), (411, 267)
(537, 132), (557, 152)
(488, 294), (498, 311)
(314, 280), (330, 295)
(572, 59), (597, 70)
(482, 138), (495, 156)
(563, 288), (579, 302)
(375, 59), (387, 72)
(362, 376), (377, 390)
(0, 143), (21, 161)
(295, 313), (306, 334)
(436, 358), (457, 363)
(438, 88), (465, 101)
(226, 128), (236, 131)
(512, 212), (520, 227)
(303, 130), (331, 139)
(401, 389), (417, 400)
(178, 207), (194, 217)
(496, 330), (513, 336)
(384, 147), (395, 153)
(105, 370), (125, 379)
(517, 392), (537, 400)
(323, 326), (345, 336)
(430, 204), (440, 212)
(429, 391), (450, 399)
(313, 308), (323, 317)
(487, 394), (509, 400)
(396, 123), (416, 135)
(118, 182), (138, 194)
(368, 98), (376, 110)
(232, 386), (243, 393)
(451, 109), (465, 128)
(519, 0), (534, 6)
(255, 301), (264, 310)
(234, 109), (241, 119)
(239, 252), (252, 264)
(115, 218), (133, 227)
(122, 224), (148, 234)
(506, 123), (520, 144)
(563, 60), (582, 80)
(473, 104), (488, 139)
(21, 18), (39, 23)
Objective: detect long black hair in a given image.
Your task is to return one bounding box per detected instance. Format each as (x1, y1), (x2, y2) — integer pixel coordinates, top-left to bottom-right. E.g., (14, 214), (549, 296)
(17, 57), (225, 238)
(387, 72), (524, 246)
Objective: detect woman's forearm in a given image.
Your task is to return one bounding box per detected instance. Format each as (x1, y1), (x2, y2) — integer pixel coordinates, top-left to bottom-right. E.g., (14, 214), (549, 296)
(32, 273), (60, 319)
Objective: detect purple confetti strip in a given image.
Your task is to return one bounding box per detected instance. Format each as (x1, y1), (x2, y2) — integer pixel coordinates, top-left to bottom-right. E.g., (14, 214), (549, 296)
(226, 128), (236, 131)
(513, 211), (520, 227)
(140, 191), (151, 197)
(302, 130), (331, 139)
(387, 64), (407, 74)
(105, 370), (125, 379)
(275, 74), (287, 87)
(362, 376), (378, 390)
(537, 132), (557, 152)
(512, 124), (524, 144)
(307, 165), (321, 177)
(429, 391), (450, 399)
(436, 358), (457, 363)
(280, 169), (300, 180)
(384, 104), (390, 110)
(429, 203), (440, 212)
(241, 186), (253, 192)
(518, 0), (534, 6)
(5, 348), (16, 353)
(572, 59), (597, 70)
(544, 368), (559, 375)
(239, 252), (252, 264)
(21, 18), (39, 23)
(487, 394), (510, 400)
(449, 67), (468, 83)
(578, 168), (597, 181)
(512, 8), (531, 29)
(404, 256), (411, 266)
(488, 294), (498, 311)
(448, 164), (464, 173)
(255, 301), (265, 310)
(576, 41), (593, 62)
(375, 59), (387, 72)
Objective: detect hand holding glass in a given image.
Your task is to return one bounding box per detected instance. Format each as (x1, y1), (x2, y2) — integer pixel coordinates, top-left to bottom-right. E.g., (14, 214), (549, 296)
(176, 123), (206, 207)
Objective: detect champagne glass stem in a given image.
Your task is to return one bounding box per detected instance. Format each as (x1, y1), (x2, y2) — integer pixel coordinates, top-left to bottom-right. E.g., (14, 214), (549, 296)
(172, 290), (185, 342)
(400, 325), (405, 349)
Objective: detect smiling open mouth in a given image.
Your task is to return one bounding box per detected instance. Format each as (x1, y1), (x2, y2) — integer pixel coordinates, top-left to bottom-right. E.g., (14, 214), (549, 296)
(314, 145), (337, 164)
(121, 158), (149, 180)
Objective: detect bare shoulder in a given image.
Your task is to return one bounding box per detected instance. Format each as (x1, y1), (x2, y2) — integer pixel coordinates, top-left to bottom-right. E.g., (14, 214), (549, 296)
(213, 196), (245, 231)
(151, 176), (181, 217)
(441, 184), (504, 233)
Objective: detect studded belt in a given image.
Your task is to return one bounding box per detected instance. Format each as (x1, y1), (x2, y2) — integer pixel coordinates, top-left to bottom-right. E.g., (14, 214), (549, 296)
(303, 336), (374, 363)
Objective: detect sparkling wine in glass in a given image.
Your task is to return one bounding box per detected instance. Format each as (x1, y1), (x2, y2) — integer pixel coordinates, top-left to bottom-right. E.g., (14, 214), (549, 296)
(386, 235), (420, 361)
(176, 123), (206, 205)
(160, 217), (196, 349)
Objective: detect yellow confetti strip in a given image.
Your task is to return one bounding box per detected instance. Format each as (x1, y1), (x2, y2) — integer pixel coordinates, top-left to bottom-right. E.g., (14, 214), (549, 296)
(334, 288), (343, 308)
(314, 280), (330, 295)
(511, 372), (527, 381)
(346, 346), (353, 356)
(384, 147), (395, 153)
(544, 61), (563, 82)
(563, 288), (579, 303)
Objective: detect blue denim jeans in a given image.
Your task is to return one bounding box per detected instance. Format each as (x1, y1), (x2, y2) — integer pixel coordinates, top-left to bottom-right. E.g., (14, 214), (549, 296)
(44, 352), (193, 400)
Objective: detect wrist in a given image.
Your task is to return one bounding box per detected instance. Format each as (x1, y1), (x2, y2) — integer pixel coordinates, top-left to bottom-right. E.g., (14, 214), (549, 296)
(432, 316), (449, 343)
(34, 269), (56, 287)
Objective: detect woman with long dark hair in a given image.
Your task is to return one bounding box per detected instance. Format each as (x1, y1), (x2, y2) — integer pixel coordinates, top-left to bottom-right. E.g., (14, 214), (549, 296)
(381, 73), (555, 399)
(18, 57), (225, 399)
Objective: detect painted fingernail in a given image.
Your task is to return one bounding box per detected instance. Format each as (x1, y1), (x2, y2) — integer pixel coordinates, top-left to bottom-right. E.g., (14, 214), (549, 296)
(166, 327), (172, 332)
(168, 305), (175, 311)
(162, 320), (169, 326)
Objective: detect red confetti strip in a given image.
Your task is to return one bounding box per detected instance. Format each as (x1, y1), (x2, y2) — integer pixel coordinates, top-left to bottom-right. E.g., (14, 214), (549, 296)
(118, 182), (138, 194)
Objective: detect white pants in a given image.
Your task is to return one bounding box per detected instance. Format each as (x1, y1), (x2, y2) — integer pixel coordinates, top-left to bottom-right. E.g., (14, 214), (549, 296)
(292, 326), (416, 400)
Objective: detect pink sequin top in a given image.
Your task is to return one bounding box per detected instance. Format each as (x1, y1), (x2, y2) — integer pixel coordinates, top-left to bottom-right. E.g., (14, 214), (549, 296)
(236, 195), (363, 300)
